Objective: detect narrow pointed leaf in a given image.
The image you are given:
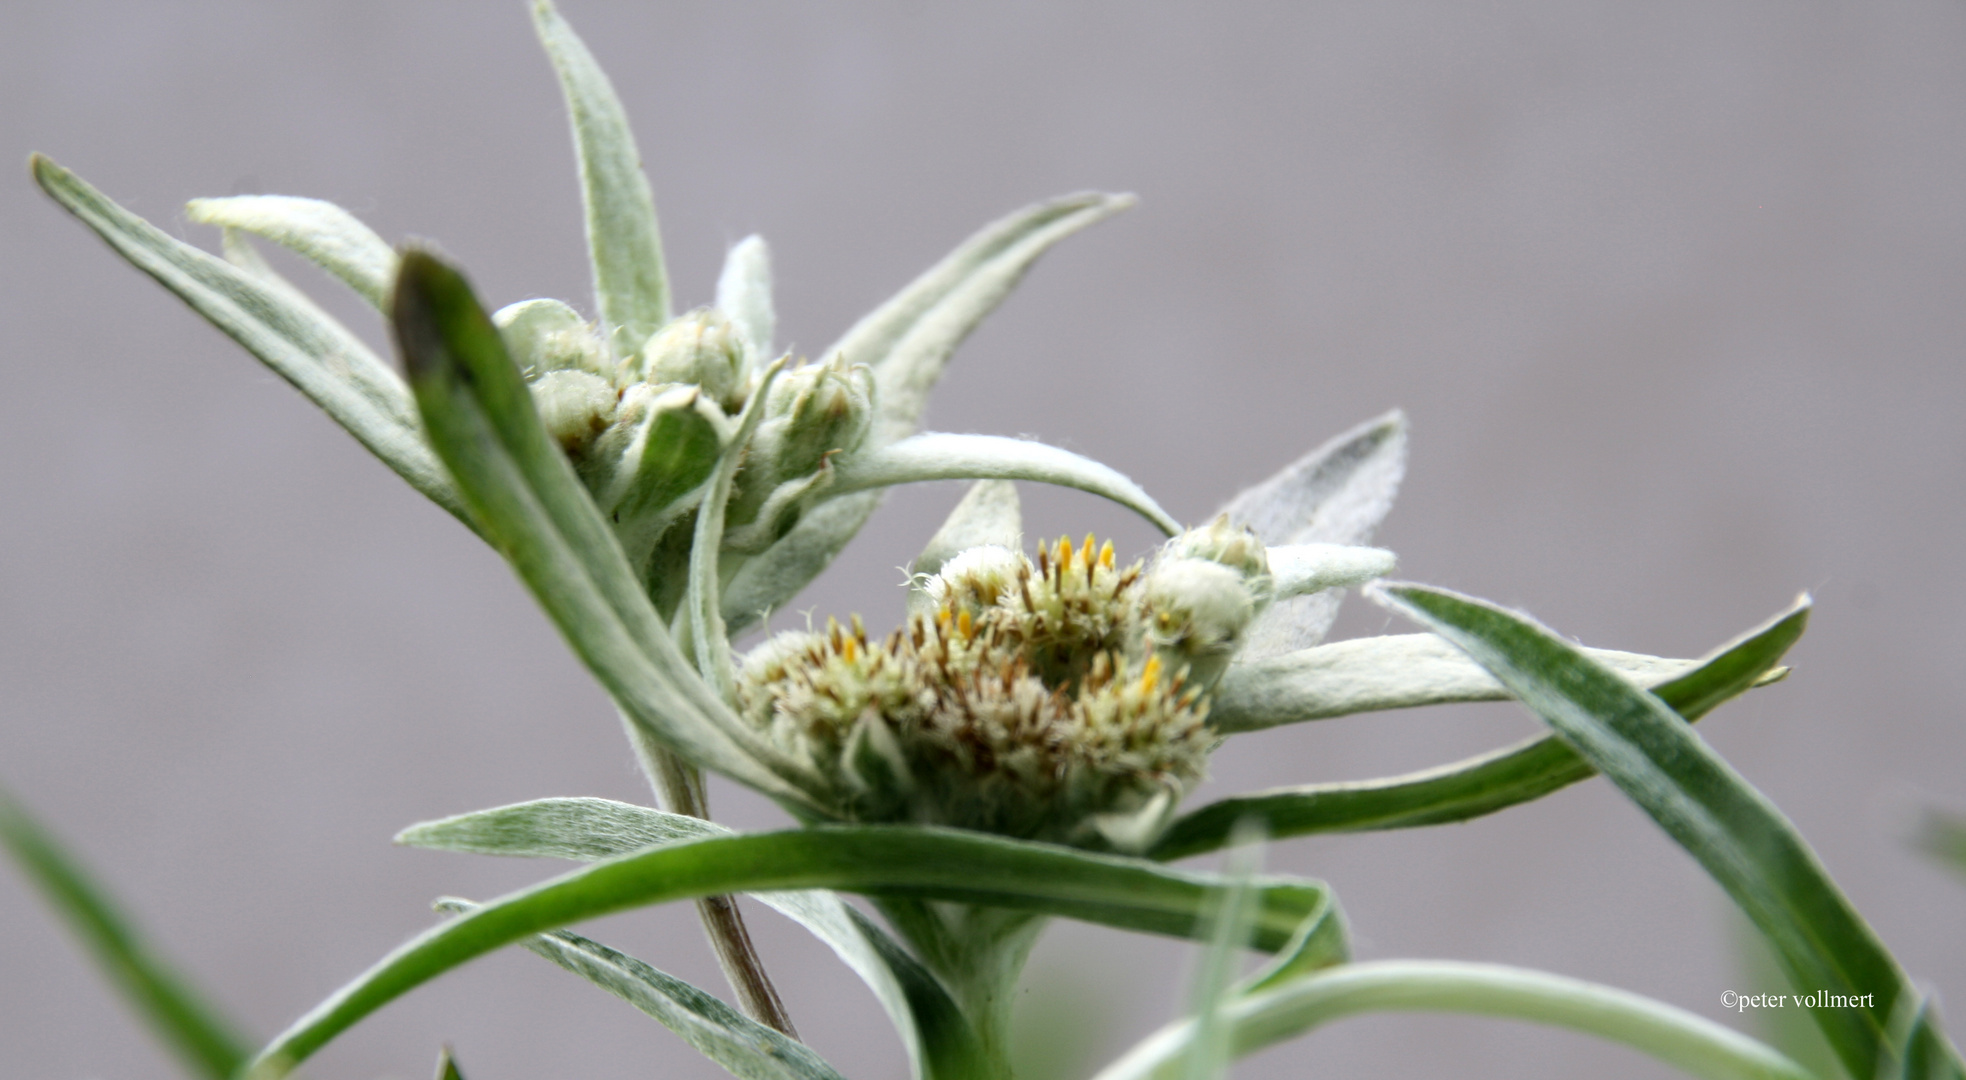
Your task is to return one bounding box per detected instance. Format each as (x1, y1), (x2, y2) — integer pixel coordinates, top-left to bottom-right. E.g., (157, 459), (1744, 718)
(1266, 544), (1396, 599)
(434, 1045), (464, 1080)
(690, 360), (785, 698)
(1183, 832), (1263, 1080)
(830, 433), (1179, 536)
(1210, 633), (1721, 733)
(1222, 410), (1408, 657)
(251, 826), (1343, 1074)
(908, 480), (1022, 613)
(1091, 960), (1814, 1080)
(1374, 582), (1962, 1080)
(0, 785), (249, 1080)
(438, 899), (848, 1080)
(390, 250), (818, 805)
(717, 235), (775, 363)
(720, 194), (1135, 631)
(185, 195), (396, 308)
(31, 155), (469, 528)
(532, 0), (670, 351)
(1915, 813), (1966, 881)
(399, 797), (980, 1080)
(1155, 601), (1807, 859)
(831, 192), (1136, 446)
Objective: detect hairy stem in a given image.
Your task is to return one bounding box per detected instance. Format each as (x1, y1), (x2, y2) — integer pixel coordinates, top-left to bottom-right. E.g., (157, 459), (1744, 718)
(880, 898), (1045, 1080)
(622, 715), (798, 1038)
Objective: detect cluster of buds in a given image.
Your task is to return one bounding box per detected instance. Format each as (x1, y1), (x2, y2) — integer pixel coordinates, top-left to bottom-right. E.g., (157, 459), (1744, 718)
(735, 521), (1276, 850)
(495, 299), (874, 593)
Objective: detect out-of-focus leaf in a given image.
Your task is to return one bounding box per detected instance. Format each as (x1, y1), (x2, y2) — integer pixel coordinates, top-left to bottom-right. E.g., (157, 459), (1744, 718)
(0, 784), (249, 1080)
(1915, 813), (1966, 881)
(1221, 411), (1408, 657)
(434, 1044), (464, 1080)
(31, 155), (469, 528)
(1373, 583), (1962, 1080)
(1090, 960), (1814, 1080)
(830, 433), (1179, 536)
(185, 195), (396, 308)
(532, 0), (670, 352)
(1265, 544), (1396, 599)
(1155, 600), (1805, 859)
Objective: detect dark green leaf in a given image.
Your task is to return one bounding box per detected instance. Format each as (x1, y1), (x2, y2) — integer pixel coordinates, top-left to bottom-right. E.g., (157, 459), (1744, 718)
(251, 826), (1343, 1074)
(1374, 582), (1962, 1080)
(1156, 601), (1806, 860)
(0, 785), (249, 1080)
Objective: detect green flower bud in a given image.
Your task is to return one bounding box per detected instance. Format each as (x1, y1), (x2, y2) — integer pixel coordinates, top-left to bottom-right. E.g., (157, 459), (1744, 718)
(640, 308), (747, 410)
(602, 384), (729, 556)
(761, 354), (874, 480)
(494, 298), (609, 380)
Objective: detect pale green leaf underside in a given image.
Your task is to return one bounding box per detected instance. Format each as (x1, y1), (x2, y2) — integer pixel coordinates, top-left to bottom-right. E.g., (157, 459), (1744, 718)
(401, 797), (972, 1080)
(1265, 544), (1396, 600)
(532, 0), (670, 352)
(1092, 961), (1812, 1080)
(390, 252), (821, 806)
(717, 235), (775, 363)
(1223, 410), (1408, 658)
(1154, 601), (1806, 860)
(1374, 583), (1963, 1080)
(0, 785), (249, 1080)
(253, 825), (1342, 1074)
(31, 155), (470, 529)
(185, 195), (396, 308)
(831, 433), (1179, 537)
(438, 898), (847, 1080)
(1210, 633), (1712, 733)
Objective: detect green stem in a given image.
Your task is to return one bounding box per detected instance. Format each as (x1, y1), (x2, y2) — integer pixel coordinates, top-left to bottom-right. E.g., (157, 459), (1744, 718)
(878, 899), (1047, 1080)
(1093, 960), (1812, 1080)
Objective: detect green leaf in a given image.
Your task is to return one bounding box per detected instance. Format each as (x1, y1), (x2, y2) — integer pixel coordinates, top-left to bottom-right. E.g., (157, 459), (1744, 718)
(389, 250), (821, 807)
(830, 433), (1179, 537)
(1091, 960), (1814, 1080)
(1914, 813), (1966, 881)
(30, 154), (471, 529)
(437, 898), (848, 1080)
(434, 1044), (464, 1080)
(398, 798), (981, 1080)
(251, 825), (1343, 1075)
(688, 359), (786, 698)
(718, 193), (1136, 632)
(1221, 410), (1408, 658)
(531, 0), (670, 353)
(908, 481), (1022, 613)
(832, 192), (1135, 447)
(0, 784), (250, 1080)
(1182, 829), (1264, 1080)
(1373, 582), (1963, 1080)
(717, 235), (775, 364)
(1156, 600), (1807, 860)
(184, 195), (396, 309)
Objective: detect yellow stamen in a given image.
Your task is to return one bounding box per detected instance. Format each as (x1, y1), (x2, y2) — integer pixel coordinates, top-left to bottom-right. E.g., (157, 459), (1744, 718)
(1059, 534), (1074, 567)
(958, 608), (973, 639)
(1082, 533), (1096, 564)
(842, 637), (858, 663)
(1099, 540), (1115, 569)
(1140, 654), (1162, 694)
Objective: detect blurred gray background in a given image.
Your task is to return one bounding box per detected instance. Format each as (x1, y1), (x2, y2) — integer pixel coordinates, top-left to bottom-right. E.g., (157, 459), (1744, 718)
(3, 3), (1962, 1078)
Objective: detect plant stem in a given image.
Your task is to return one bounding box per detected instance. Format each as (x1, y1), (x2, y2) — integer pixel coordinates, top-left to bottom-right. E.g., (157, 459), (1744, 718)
(623, 716), (798, 1038)
(1091, 960), (1813, 1080)
(880, 898), (1046, 1080)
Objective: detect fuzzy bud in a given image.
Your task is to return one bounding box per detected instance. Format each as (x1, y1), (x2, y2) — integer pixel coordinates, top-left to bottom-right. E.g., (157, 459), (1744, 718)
(529, 369), (617, 454)
(641, 309), (747, 410)
(494, 298), (610, 381)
